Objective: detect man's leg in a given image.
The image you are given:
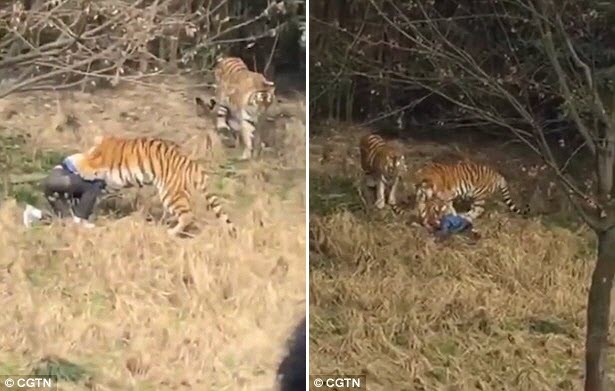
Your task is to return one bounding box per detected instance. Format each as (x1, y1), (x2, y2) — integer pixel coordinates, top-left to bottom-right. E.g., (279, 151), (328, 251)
(72, 180), (104, 221)
(42, 167), (75, 218)
(42, 168), (103, 222)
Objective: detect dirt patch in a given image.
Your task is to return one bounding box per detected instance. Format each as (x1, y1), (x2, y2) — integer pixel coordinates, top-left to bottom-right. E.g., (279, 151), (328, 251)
(0, 78), (305, 390)
(309, 121), (612, 390)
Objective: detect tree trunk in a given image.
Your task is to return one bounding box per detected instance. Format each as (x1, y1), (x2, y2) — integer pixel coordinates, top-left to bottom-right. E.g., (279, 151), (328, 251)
(585, 227), (615, 391)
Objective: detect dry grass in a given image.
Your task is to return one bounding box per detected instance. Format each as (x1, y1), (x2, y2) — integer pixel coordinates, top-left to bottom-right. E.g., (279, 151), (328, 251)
(309, 122), (615, 390)
(0, 78), (306, 390)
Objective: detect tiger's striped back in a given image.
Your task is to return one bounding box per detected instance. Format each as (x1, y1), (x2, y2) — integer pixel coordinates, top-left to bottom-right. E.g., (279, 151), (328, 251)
(214, 57), (250, 83)
(415, 160), (529, 220)
(77, 136), (236, 237)
(359, 134), (406, 181)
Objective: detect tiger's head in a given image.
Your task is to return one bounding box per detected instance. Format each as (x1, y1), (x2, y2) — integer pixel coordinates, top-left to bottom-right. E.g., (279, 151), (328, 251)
(416, 180), (435, 200)
(75, 135), (117, 180)
(416, 173), (453, 201)
(384, 151), (406, 179)
(421, 197), (455, 232)
(249, 79), (276, 111)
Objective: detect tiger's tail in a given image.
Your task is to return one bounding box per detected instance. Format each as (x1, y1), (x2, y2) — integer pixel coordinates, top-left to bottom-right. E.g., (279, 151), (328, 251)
(196, 95), (230, 132)
(497, 176), (529, 216)
(192, 164), (237, 237)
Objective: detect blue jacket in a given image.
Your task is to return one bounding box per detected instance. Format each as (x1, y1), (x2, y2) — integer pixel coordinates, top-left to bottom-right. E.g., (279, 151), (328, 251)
(436, 214), (472, 235)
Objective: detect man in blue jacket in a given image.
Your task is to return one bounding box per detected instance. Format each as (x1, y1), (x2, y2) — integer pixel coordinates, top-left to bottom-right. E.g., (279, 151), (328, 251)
(37, 153), (106, 228)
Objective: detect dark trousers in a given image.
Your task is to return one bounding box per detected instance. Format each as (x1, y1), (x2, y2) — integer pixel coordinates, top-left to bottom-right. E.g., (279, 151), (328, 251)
(42, 167), (104, 220)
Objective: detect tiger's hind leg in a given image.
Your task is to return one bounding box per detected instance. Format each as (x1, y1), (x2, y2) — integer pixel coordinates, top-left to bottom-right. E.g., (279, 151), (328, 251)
(463, 197), (485, 221)
(168, 211), (194, 237)
(161, 189), (194, 236)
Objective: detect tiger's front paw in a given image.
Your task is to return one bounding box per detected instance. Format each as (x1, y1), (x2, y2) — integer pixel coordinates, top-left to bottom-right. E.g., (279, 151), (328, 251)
(375, 198), (386, 209)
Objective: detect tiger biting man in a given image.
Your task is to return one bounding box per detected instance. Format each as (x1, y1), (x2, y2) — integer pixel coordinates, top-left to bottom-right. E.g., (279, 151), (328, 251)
(71, 135), (237, 237)
(196, 56), (276, 160)
(417, 195), (458, 233)
(414, 160), (530, 225)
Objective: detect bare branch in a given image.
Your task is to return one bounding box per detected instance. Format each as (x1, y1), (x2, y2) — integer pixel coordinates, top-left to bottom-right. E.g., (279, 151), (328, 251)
(537, 4), (597, 154)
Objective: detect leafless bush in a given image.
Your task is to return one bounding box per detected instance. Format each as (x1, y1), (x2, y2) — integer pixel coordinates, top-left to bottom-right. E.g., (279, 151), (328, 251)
(0, 0), (305, 98)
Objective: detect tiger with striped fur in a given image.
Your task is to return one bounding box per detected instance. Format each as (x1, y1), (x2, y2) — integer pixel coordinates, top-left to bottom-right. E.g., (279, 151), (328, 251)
(73, 135), (237, 237)
(359, 133), (407, 213)
(414, 160), (529, 223)
(197, 56), (276, 160)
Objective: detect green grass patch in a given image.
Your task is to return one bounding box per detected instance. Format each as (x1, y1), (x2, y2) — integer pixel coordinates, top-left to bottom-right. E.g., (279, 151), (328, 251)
(0, 132), (67, 207)
(31, 356), (91, 383)
(309, 173), (362, 216)
(0, 360), (23, 375)
(527, 317), (575, 338)
(540, 211), (585, 232)
(0, 133), (65, 174)
(9, 186), (41, 206)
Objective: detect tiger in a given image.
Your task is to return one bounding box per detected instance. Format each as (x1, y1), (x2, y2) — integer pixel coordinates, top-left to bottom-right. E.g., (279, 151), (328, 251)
(72, 135), (237, 237)
(414, 160), (529, 222)
(359, 133), (407, 213)
(198, 56), (276, 160)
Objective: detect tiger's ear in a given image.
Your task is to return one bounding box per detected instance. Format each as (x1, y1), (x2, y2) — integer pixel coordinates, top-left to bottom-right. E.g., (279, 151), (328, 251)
(93, 135), (104, 145)
(263, 80), (275, 95)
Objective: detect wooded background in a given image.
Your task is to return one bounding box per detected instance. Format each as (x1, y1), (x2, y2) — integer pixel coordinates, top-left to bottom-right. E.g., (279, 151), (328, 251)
(309, 0), (614, 146)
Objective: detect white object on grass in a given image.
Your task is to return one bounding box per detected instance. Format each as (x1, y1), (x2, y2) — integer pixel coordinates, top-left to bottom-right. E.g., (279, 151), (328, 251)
(23, 204), (44, 227)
